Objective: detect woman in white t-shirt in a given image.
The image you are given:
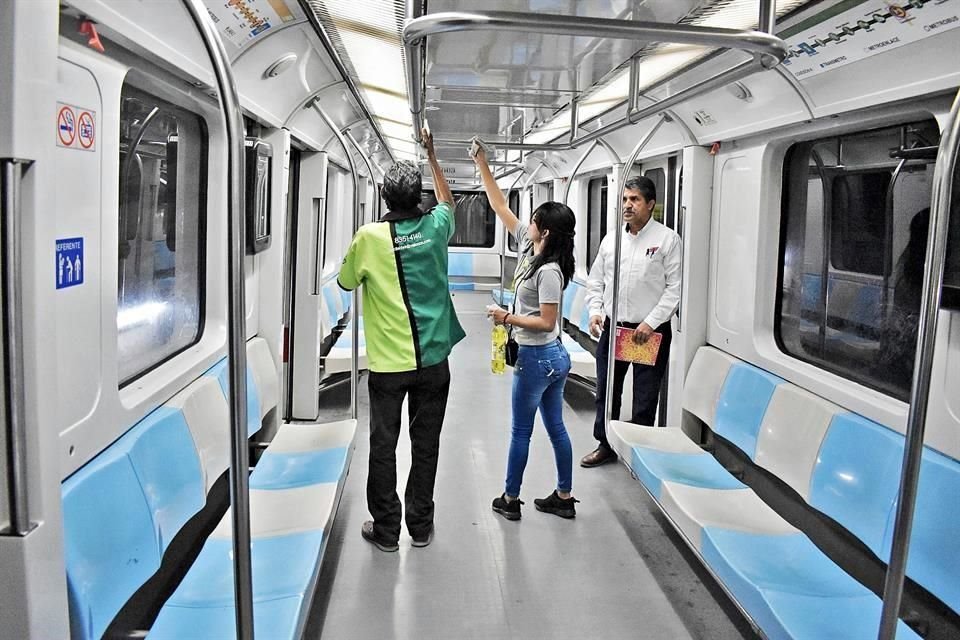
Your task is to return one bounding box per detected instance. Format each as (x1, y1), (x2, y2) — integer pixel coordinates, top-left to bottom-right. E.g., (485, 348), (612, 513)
(474, 146), (580, 520)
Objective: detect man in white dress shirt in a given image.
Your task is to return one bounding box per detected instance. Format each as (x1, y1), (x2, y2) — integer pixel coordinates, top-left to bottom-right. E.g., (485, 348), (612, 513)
(580, 175), (681, 467)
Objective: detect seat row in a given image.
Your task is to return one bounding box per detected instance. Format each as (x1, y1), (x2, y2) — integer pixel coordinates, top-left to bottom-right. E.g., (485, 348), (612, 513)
(150, 418), (355, 639)
(61, 337), (357, 639)
(608, 345), (959, 639)
(321, 276), (367, 375)
(448, 251), (499, 291)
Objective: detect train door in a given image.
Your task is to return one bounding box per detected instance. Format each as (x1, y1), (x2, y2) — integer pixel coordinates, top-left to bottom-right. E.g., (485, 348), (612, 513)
(624, 156), (682, 426)
(287, 151), (328, 420)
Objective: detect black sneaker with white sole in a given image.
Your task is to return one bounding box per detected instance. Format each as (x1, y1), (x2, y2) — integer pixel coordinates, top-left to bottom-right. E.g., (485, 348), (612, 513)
(534, 491), (579, 518)
(492, 493), (523, 520)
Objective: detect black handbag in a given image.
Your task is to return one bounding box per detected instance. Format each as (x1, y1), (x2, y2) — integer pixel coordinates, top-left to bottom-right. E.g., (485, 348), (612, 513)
(505, 292), (519, 367)
(505, 335), (519, 367)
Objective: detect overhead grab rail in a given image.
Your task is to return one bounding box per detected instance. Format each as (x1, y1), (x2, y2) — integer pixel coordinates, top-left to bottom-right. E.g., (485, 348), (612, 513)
(877, 86), (960, 640)
(345, 128), (381, 221)
(313, 103), (361, 419)
(403, 2), (787, 148)
(1, 157), (33, 537)
(562, 139), (621, 205)
(181, 1), (253, 638)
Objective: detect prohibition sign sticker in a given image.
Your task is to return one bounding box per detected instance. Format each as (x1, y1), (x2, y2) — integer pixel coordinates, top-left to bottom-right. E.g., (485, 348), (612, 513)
(77, 111), (95, 149)
(57, 106), (76, 147)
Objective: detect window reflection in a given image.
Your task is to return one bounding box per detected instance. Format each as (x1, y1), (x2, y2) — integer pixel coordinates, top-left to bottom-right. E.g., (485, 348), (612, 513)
(777, 120), (940, 400)
(117, 82), (206, 385)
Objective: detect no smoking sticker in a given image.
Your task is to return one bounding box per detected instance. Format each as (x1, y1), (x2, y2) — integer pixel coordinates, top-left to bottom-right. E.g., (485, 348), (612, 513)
(56, 102), (96, 151)
(57, 106), (76, 146)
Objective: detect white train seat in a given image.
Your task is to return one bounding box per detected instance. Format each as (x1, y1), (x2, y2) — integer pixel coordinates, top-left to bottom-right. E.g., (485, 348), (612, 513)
(150, 419), (357, 639)
(608, 345), (958, 639)
(60, 337), (308, 640)
(322, 278), (367, 375)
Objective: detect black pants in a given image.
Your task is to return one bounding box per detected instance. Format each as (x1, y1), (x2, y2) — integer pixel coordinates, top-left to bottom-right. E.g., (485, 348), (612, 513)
(593, 318), (672, 447)
(367, 359), (451, 542)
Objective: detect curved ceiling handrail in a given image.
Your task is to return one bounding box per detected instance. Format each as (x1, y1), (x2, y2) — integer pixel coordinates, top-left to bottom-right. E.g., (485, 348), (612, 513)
(404, 2), (786, 150)
(404, 11), (787, 58)
(403, 8), (788, 143)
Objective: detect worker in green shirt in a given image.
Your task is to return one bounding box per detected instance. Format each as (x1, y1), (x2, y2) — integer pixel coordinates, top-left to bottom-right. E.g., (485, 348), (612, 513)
(339, 128), (465, 552)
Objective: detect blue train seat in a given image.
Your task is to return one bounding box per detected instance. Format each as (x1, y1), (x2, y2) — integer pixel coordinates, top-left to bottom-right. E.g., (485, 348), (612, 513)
(151, 419), (356, 640)
(323, 277), (367, 374)
(62, 338), (281, 640)
(886, 447), (960, 612)
(63, 449), (162, 640)
(62, 406), (204, 640)
(713, 363), (783, 459)
(206, 358), (261, 436)
(809, 414), (906, 558)
(701, 528), (918, 640)
(491, 286), (515, 306)
(609, 345), (954, 639)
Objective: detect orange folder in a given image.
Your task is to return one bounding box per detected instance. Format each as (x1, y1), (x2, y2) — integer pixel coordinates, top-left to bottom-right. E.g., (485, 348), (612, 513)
(614, 327), (662, 365)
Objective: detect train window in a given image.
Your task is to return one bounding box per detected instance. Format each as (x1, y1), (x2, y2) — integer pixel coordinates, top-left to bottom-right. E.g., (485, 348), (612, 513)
(450, 191), (495, 248)
(587, 176), (608, 268)
(829, 172), (889, 274)
(507, 190), (519, 252)
(777, 119), (939, 401)
(644, 168), (666, 224)
(117, 83), (206, 386)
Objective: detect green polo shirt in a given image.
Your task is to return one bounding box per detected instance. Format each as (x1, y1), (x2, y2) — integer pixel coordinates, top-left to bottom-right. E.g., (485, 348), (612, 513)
(337, 202), (466, 373)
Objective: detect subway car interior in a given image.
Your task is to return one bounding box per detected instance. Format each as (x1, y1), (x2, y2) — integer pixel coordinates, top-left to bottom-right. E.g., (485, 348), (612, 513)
(2, 0), (960, 638)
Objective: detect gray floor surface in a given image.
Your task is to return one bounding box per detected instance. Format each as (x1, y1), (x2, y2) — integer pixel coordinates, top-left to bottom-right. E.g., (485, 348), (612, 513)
(304, 291), (756, 640)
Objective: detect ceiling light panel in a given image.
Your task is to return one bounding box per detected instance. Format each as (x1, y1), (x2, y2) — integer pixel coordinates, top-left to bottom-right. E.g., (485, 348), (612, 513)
(307, 0), (410, 161)
(525, 0), (811, 145)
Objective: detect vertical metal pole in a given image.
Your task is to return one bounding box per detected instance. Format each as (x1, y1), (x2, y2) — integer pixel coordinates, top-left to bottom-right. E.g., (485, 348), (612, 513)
(627, 56), (640, 114)
(604, 116), (667, 428)
(758, 0), (776, 34)
(569, 97), (580, 145)
(406, 0), (425, 142)
(498, 170), (528, 300)
(877, 88), (960, 640)
(345, 128), (379, 222)
(315, 106), (361, 419)
(2, 158), (32, 536)
(180, 3), (253, 638)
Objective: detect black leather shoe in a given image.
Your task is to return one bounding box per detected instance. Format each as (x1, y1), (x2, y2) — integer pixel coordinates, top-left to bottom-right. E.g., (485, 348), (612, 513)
(361, 520), (398, 552)
(410, 524), (434, 548)
(580, 445), (618, 468)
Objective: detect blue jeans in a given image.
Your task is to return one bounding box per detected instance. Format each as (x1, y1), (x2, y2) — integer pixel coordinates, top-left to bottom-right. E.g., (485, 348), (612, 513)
(505, 340), (573, 497)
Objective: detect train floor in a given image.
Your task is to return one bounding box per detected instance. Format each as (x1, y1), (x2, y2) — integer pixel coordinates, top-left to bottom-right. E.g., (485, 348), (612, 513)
(304, 291), (756, 640)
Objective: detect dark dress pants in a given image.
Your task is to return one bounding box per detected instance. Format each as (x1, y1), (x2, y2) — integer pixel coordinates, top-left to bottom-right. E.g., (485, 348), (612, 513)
(593, 318), (672, 447)
(367, 359), (451, 542)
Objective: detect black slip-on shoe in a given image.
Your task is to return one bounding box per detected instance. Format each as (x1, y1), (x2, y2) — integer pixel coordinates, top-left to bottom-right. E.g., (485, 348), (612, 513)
(361, 520), (399, 552)
(580, 445), (618, 468)
(410, 525), (434, 548)
(492, 493), (523, 521)
(534, 490), (580, 518)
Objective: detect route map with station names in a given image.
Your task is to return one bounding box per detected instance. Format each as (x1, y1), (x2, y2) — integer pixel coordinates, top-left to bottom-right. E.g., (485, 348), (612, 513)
(206, 0), (301, 49)
(782, 0), (960, 80)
